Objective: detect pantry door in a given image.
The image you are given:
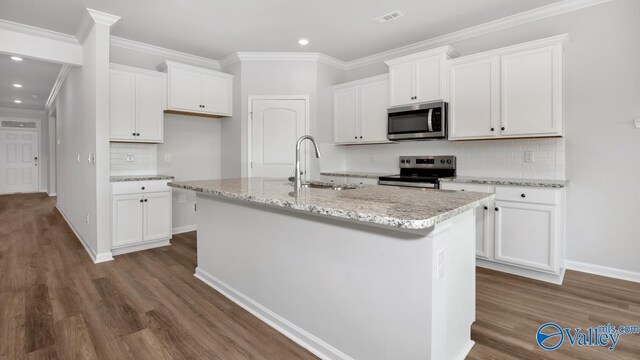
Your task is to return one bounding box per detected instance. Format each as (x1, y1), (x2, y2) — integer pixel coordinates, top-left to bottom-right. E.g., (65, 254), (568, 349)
(0, 130), (39, 194)
(249, 97), (309, 180)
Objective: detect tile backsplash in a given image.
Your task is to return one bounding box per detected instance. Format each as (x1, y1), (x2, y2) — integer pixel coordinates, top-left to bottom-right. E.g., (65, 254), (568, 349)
(340, 138), (566, 180)
(110, 143), (158, 176)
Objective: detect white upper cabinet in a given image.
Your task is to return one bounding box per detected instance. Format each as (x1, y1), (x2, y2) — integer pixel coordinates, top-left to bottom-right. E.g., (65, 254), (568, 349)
(333, 87), (359, 144)
(160, 61), (233, 117)
(501, 45), (563, 137)
(449, 56), (500, 140)
(110, 64), (166, 143)
(448, 35), (566, 140)
(333, 75), (390, 145)
(385, 46), (459, 107)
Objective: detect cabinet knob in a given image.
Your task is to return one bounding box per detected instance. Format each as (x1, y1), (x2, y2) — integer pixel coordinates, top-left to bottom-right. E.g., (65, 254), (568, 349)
(360, 136), (363, 139)
(490, 128), (495, 132)
(144, 199), (148, 202)
(132, 132), (136, 136)
(355, 136), (357, 139)
(501, 127), (505, 131)
(139, 199), (143, 203)
(484, 206), (488, 210)
(521, 193), (526, 198)
(141, 186), (146, 190)
(495, 207), (499, 211)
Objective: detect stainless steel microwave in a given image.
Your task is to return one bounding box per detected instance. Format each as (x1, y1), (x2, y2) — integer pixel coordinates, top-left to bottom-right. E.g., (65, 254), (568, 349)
(387, 101), (447, 141)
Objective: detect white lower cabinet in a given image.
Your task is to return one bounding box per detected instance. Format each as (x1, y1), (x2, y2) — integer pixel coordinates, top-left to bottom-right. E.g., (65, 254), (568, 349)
(440, 182), (565, 283)
(111, 180), (172, 255)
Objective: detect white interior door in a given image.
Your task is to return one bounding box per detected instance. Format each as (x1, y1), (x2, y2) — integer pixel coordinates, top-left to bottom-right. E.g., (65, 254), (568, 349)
(0, 130), (39, 194)
(250, 98), (307, 179)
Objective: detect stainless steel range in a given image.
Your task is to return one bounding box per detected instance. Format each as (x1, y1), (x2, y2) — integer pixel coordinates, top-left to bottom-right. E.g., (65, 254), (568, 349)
(378, 156), (456, 189)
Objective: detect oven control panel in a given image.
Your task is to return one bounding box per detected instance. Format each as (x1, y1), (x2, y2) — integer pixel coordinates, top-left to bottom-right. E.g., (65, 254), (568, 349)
(399, 156), (456, 169)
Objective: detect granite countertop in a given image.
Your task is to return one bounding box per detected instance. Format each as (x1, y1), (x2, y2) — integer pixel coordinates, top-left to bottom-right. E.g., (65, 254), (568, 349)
(169, 177), (493, 230)
(320, 171), (393, 179)
(439, 176), (567, 188)
(110, 175), (175, 182)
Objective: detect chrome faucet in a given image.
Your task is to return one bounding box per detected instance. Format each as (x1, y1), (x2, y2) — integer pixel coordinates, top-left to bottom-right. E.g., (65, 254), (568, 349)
(294, 135), (322, 190)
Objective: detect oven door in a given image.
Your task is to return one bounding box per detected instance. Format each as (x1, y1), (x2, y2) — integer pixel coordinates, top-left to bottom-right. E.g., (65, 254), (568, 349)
(387, 102), (447, 140)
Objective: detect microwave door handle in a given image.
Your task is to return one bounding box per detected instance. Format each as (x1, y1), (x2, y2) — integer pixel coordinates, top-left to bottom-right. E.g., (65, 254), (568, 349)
(427, 109), (434, 132)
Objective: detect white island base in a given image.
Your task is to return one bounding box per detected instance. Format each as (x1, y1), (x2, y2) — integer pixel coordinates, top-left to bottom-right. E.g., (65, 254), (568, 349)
(194, 194), (476, 360)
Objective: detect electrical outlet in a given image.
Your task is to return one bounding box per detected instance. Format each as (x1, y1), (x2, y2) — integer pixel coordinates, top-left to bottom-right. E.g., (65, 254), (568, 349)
(85, 212), (90, 224)
(76, 153), (80, 163)
(370, 155), (378, 163)
(524, 151), (536, 164)
(437, 249), (445, 279)
(164, 153), (171, 162)
(126, 152), (135, 162)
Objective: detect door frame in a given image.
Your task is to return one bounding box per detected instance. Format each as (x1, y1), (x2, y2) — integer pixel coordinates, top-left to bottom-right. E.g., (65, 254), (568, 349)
(0, 122), (41, 195)
(247, 95), (310, 178)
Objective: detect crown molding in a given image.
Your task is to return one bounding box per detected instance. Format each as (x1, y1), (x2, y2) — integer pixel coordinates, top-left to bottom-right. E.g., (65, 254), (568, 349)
(344, 0), (612, 70)
(77, 8), (121, 44)
(0, 19), (78, 45)
(45, 65), (72, 111)
(110, 36), (221, 70)
(219, 52), (347, 70)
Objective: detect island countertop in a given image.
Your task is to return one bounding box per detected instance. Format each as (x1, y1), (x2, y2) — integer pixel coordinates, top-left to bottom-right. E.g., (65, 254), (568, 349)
(169, 178), (494, 230)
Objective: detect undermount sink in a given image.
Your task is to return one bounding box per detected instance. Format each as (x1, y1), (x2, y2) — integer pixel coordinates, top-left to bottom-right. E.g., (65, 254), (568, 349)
(288, 180), (360, 191)
(302, 183), (354, 191)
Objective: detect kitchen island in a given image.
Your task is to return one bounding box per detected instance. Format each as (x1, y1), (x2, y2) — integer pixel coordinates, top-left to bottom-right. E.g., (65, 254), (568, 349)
(169, 178), (493, 360)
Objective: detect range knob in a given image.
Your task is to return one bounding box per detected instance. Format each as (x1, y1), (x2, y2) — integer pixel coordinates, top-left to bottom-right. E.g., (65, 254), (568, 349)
(406, 159), (411, 164)
(400, 159), (406, 164)
(440, 159), (446, 164)
(447, 160), (452, 164)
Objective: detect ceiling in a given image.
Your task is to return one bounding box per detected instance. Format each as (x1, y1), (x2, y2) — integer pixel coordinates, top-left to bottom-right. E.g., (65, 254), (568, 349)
(0, 0), (564, 62)
(0, 54), (61, 111)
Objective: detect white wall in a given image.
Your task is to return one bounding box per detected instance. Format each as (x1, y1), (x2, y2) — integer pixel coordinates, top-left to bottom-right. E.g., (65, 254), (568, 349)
(0, 107), (49, 192)
(339, 0), (640, 275)
(55, 18), (114, 262)
(157, 114), (222, 230)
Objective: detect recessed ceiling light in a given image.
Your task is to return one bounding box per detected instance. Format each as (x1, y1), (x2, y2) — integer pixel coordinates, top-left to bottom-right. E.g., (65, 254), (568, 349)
(13, 83), (22, 88)
(11, 56), (23, 61)
(14, 99), (22, 104)
(32, 94), (39, 99)
(298, 39), (309, 46)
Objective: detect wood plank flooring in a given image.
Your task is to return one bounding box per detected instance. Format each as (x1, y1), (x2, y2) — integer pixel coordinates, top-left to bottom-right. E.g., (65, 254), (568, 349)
(1, 193), (639, 359)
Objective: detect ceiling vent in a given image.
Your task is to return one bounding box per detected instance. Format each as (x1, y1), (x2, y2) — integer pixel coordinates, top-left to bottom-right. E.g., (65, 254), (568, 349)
(374, 10), (404, 24)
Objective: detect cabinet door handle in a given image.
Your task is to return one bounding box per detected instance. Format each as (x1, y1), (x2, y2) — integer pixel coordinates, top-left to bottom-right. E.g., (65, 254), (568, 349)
(490, 128), (495, 132)
(501, 127), (505, 131)
(521, 194), (526, 198)
(484, 206), (488, 210)
(495, 207), (499, 211)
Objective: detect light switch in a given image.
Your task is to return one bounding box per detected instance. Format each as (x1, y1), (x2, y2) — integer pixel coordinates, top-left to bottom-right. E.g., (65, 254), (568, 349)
(126, 153), (135, 162)
(164, 153), (171, 162)
(436, 249), (445, 279)
(634, 119), (640, 128)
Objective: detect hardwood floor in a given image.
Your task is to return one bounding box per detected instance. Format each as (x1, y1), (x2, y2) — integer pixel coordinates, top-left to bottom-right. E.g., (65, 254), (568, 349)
(1, 193), (639, 359)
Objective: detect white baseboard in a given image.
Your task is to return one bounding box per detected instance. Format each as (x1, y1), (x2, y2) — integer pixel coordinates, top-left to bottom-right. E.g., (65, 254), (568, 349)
(565, 260), (640, 284)
(173, 224), (197, 235)
(55, 205), (113, 264)
(476, 259), (565, 285)
(194, 267), (353, 360)
(453, 341), (475, 360)
(48, 192), (57, 197)
(112, 239), (171, 256)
